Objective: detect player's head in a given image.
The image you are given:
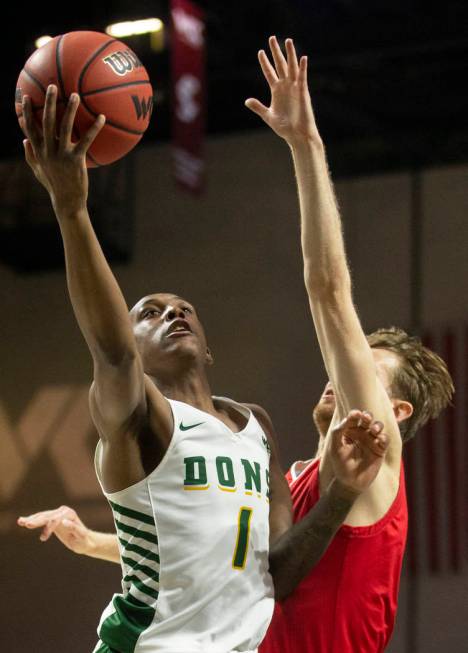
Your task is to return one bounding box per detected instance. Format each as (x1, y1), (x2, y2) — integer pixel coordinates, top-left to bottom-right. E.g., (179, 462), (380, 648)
(366, 327), (453, 442)
(313, 327), (453, 442)
(129, 293), (213, 379)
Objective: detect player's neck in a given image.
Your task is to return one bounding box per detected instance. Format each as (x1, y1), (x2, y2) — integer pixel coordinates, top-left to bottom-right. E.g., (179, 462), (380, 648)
(152, 368), (215, 413)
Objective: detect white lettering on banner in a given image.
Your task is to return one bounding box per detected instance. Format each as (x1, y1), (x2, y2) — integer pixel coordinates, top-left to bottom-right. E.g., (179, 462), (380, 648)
(175, 74), (201, 123)
(172, 7), (204, 48)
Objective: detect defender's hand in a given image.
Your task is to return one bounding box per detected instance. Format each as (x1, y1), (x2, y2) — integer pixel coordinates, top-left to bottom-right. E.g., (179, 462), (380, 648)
(329, 410), (389, 494)
(245, 36), (320, 147)
(17, 505), (93, 555)
(20, 84), (105, 215)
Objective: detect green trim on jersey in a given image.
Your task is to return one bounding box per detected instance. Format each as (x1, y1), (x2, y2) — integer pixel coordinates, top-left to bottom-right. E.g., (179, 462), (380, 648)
(123, 575), (159, 600)
(99, 595), (155, 653)
(121, 556), (159, 579)
(115, 519), (159, 545)
(109, 501), (156, 526)
(118, 537), (160, 564)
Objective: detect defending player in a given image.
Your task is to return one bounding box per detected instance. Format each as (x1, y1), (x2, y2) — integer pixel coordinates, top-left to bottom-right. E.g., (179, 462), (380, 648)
(19, 82), (389, 653)
(245, 37), (454, 652)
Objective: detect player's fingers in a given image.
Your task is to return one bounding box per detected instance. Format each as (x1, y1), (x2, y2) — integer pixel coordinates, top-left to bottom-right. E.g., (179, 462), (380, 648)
(359, 411), (373, 428)
(344, 409), (364, 429)
(18, 511), (53, 528)
(269, 35), (288, 79)
(285, 38), (299, 80)
(258, 49), (278, 87)
(75, 114), (105, 155)
(40, 517), (64, 542)
(18, 505), (71, 528)
(43, 85), (57, 154)
(298, 55), (308, 88)
(22, 95), (42, 152)
(244, 98), (269, 120)
(59, 93), (80, 148)
(370, 420), (384, 435)
(23, 139), (38, 170)
(369, 434), (388, 457)
(18, 115), (28, 138)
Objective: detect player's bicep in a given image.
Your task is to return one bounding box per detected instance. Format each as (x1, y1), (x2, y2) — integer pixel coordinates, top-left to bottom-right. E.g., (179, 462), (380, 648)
(90, 354), (146, 432)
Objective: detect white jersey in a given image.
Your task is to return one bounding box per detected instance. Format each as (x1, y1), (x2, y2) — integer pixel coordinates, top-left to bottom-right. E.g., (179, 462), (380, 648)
(94, 396), (274, 653)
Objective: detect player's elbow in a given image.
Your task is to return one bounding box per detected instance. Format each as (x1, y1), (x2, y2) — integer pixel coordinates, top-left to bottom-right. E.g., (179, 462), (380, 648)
(303, 264), (351, 300)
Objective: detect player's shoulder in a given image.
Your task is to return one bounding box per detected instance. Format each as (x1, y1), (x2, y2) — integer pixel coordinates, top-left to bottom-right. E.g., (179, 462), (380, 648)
(242, 403), (274, 434)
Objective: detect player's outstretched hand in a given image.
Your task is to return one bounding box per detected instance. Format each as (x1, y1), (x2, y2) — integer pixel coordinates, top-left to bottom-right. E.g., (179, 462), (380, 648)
(20, 84), (105, 214)
(330, 410), (389, 494)
(17, 505), (92, 555)
(245, 36), (320, 147)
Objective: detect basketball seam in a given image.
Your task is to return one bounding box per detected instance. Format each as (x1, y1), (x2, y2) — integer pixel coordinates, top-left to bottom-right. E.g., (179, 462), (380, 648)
(77, 38), (148, 136)
(77, 38), (118, 97)
(82, 80), (152, 97)
(79, 102), (147, 135)
(56, 35), (66, 99)
(22, 68), (47, 95)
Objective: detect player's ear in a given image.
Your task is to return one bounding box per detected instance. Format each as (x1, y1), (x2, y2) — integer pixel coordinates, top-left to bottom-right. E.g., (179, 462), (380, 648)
(206, 347), (214, 366)
(392, 399), (413, 423)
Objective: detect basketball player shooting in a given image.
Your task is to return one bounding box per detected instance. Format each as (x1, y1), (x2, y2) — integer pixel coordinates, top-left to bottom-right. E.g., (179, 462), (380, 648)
(19, 79), (390, 652)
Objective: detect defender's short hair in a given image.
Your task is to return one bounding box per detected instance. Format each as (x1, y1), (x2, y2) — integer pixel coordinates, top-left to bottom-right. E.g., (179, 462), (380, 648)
(367, 327), (454, 442)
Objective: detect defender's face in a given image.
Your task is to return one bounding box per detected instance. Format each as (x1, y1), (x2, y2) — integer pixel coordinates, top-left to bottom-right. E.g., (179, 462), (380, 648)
(313, 381), (336, 436)
(312, 349), (402, 437)
(130, 293), (210, 370)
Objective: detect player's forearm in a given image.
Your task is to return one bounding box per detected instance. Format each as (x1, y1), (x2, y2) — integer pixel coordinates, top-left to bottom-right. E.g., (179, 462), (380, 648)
(57, 207), (138, 364)
(85, 530), (121, 563)
(291, 139), (351, 295)
(269, 478), (359, 601)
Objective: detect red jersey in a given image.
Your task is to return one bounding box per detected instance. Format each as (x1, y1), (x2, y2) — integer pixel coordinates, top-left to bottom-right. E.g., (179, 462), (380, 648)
(260, 459), (407, 653)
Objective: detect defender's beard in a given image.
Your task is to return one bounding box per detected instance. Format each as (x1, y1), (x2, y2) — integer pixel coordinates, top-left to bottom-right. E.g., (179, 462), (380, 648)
(313, 400), (335, 438)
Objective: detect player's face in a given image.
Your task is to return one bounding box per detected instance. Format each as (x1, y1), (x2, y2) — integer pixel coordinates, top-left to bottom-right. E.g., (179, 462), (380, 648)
(130, 293), (211, 374)
(313, 381), (336, 437)
(312, 349), (402, 437)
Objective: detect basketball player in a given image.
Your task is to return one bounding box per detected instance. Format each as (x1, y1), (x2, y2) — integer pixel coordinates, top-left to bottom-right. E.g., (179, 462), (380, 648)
(19, 81), (389, 653)
(244, 36), (454, 652)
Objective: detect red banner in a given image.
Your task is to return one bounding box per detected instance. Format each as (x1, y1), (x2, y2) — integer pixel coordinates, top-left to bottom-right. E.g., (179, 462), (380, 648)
(404, 324), (467, 575)
(170, 0), (206, 194)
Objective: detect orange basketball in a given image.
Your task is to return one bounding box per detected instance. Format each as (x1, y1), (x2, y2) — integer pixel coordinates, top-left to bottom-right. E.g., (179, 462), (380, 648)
(15, 31), (154, 167)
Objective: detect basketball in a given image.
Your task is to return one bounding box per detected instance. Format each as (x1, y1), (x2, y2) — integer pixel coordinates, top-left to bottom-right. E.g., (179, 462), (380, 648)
(15, 31), (153, 167)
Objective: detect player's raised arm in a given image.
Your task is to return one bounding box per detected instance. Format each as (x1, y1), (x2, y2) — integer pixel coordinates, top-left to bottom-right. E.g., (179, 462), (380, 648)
(21, 86), (172, 455)
(246, 38), (403, 468)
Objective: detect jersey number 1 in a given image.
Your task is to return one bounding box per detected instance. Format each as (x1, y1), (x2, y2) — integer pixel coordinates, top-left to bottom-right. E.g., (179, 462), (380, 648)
(232, 507), (253, 570)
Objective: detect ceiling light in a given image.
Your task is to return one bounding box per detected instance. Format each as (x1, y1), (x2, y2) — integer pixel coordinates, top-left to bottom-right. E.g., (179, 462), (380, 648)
(35, 35), (53, 49)
(106, 18), (163, 38)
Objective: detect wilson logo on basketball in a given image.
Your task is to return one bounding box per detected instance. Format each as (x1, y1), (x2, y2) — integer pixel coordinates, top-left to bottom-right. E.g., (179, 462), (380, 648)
(132, 95), (154, 120)
(103, 50), (143, 76)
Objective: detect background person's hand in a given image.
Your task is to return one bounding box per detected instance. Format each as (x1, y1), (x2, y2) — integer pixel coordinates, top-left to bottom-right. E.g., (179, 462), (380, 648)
(18, 505), (93, 555)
